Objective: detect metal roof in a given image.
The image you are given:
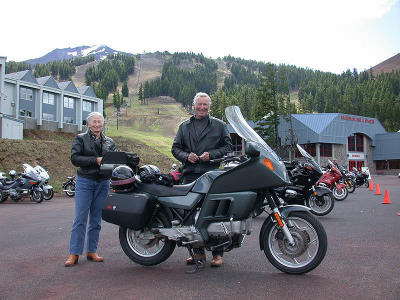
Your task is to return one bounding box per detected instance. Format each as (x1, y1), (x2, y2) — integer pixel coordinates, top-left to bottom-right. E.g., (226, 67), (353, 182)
(279, 113), (386, 146)
(373, 132), (400, 160)
(77, 86), (97, 97)
(5, 70), (38, 84)
(58, 81), (79, 94)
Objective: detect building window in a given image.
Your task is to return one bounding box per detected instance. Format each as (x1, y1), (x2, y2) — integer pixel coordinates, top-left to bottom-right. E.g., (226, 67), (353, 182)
(320, 143), (332, 157)
(20, 87), (33, 101)
(63, 116), (74, 124)
(376, 160), (388, 170)
(19, 109), (32, 117)
(83, 100), (92, 112)
(43, 92), (55, 105)
(42, 113), (54, 121)
(348, 133), (363, 152)
(20, 87), (26, 100)
(64, 97), (74, 109)
(388, 160), (400, 169)
(296, 144), (316, 157)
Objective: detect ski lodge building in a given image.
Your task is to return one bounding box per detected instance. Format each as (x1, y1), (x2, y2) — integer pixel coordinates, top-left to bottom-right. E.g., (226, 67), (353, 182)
(0, 56), (102, 140)
(229, 113), (400, 175)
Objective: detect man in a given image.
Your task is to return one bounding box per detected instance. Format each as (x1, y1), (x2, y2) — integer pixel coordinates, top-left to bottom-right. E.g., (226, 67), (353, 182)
(171, 92), (232, 267)
(65, 112), (116, 267)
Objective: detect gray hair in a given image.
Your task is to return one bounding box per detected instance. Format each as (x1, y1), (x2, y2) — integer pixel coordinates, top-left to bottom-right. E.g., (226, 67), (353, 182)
(86, 111), (104, 124)
(193, 92), (212, 106)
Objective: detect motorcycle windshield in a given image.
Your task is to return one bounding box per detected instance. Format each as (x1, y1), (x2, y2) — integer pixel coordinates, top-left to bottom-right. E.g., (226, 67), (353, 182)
(296, 144), (323, 173)
(23, 164), (40, 181)
(225, 105), (290, 183)
(34, 165), (49, 180)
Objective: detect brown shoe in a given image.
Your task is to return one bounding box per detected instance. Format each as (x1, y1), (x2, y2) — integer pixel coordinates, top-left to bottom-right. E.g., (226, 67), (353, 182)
(64, 254), (79, 267)
(186, 254), (206, 265)
(86, 252), (104, 262)
(211, 255), (223, 267)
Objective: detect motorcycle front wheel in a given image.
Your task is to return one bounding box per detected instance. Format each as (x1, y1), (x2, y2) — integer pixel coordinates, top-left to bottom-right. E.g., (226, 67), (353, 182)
(262, 211), (327, 274)
(119, 211), (176, 266)
(364, 181), (369, 188)
(31, 190), (43, 203)
(306, 193), (335, 216)
(43, 188), (54, 200)
(64, 183), (75, 197)
(332, 186), (348, 201)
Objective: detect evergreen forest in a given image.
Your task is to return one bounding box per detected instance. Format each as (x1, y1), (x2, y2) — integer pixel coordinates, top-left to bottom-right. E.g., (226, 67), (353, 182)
(5, 51), (400, 133)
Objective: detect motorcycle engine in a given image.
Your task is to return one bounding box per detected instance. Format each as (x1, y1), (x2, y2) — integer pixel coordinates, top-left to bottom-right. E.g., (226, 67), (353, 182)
(207, 217), (252, 237)
(284, 189), (298, 199)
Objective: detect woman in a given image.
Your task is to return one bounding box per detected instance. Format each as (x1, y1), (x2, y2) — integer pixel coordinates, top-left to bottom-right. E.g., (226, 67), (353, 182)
(65, 112), (116, 267)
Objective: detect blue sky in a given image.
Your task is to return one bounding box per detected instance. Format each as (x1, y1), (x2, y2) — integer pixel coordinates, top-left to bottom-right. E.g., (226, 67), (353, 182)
(2, 0), (399, 74)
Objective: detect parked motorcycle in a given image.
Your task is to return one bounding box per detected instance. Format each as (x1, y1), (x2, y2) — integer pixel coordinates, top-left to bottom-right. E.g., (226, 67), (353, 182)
(101, 106), (328, 274)
(317, 160), (348, 201)
(34, 165), (54, 200)
(336, 164), (356, 193)
(275, 145), (334, 216)
(351, 167), (369, 188)
(62, 176), (75, 197)
(0, 164), (44, 203)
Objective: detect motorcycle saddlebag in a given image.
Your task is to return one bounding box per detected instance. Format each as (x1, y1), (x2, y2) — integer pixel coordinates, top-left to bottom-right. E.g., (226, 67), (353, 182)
(102, 192), (155, 230)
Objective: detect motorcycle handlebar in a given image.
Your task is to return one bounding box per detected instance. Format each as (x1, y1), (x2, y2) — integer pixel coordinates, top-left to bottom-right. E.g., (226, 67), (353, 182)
(209, 155), (247, 164)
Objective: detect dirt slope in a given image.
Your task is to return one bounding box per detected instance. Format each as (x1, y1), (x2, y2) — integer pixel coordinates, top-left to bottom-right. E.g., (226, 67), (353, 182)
(370, 53), (400, 76)
(0, 130), (175, 194)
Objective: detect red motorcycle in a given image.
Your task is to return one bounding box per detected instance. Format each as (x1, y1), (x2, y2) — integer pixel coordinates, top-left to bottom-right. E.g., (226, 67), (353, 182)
(316, 160), (348, 201)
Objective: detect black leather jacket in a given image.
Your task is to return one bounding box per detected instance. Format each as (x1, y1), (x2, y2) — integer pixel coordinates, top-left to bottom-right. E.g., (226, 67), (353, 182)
(71, 130), (116, 180)
(172, 115), (232, 174)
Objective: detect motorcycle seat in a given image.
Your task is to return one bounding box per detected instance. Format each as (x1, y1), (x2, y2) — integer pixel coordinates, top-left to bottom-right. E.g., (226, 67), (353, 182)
(140, 181), (196, 197)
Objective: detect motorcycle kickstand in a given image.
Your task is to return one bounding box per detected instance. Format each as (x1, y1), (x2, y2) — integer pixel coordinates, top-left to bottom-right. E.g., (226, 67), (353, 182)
(185, 246), (205, 274)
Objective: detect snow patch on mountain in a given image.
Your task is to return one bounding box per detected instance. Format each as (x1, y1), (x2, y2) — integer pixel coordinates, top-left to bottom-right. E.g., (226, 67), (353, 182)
(25, 45), (132, 65)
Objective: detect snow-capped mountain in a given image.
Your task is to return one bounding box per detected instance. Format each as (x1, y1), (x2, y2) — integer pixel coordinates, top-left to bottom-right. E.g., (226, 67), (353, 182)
(25, 45), (132, 65)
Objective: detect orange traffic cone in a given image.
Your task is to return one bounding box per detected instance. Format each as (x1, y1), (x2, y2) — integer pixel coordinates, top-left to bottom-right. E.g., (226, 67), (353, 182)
(375, 184), (382, 195)
(382, 189), (392, 204)
(369, 180), (374, 191)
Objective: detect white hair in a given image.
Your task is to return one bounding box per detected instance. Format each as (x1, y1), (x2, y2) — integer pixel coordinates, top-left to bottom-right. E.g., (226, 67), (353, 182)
(192, 92), (212, 106)
(87, 111), (104, 124)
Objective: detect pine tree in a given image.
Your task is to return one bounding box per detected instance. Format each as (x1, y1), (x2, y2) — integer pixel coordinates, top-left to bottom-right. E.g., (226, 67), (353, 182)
(122, 81), (129, 98)
(138, 83), (144, 104)
(253, 63), (280, 148)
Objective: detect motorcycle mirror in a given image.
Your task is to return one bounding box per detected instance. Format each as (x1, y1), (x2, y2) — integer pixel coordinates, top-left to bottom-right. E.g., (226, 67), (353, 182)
(245, 142), (260, 158)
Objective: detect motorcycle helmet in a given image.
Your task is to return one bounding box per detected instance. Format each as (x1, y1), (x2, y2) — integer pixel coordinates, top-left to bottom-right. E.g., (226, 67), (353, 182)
(111, 166), (136, 192)
(9, 170), (17, 178)
(138, 165), (161, 179)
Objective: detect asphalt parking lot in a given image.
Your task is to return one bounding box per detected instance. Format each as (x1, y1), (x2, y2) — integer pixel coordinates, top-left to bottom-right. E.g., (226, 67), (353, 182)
(0, 176), (399, 300)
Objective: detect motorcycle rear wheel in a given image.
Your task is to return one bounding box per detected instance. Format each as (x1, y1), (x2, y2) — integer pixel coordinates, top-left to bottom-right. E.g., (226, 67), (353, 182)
(332, 186), (348, 201)
(345, 179), (356, 193)
(31, 190), (43, 203)
(262, 211), (327, 274)
(306, 193), (334, 216)
(64, 183), (75, 197)
(43, 188), (54, 200)
(119, 211), (176, 266)
(0, 191), (8, 203)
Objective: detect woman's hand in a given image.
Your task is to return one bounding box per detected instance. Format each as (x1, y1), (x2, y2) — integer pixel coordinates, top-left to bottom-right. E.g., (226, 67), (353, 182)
(96, 157), (102, 166)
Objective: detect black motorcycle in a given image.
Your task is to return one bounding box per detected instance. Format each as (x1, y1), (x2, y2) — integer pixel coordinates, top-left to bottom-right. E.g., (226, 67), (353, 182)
(62, 176), (76, 197)
(101, 106), (327, 275)
(351, 167), (369, 188)
(275, 144), (334, 216)
(0, 164), (43, 203)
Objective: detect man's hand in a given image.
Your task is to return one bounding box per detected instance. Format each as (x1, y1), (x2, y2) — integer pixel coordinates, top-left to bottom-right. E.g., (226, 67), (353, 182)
(188, 152), (199, 164)
(96, 157), (102, 166)
(199, 152), (210, 162)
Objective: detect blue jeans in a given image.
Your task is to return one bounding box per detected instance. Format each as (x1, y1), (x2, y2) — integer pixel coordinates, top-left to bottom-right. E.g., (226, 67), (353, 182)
(69, 176), (110, 255)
